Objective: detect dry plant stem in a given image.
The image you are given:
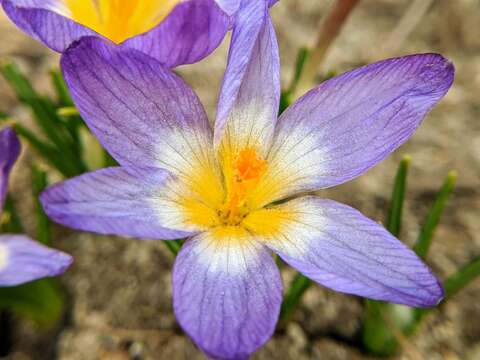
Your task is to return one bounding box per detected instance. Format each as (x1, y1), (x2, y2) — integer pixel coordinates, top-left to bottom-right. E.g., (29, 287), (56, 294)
(379, 0), (435, 57)
(293, 0), (360, 99)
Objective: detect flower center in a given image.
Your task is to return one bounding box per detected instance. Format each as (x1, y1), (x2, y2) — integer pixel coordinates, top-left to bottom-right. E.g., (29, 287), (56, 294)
(64, 0), (179, 44)
(218, 148), (267, 226)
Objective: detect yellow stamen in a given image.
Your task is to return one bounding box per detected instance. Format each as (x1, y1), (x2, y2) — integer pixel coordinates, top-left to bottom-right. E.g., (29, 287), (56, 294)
(65, 0), (179, 44)
(175, 146), (294, 238)
(218, 148), (267, 226)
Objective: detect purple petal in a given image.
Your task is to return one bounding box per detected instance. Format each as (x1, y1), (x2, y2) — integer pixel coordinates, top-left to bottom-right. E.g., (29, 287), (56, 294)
(173, 229), (282, 359)
(0, 234), (72, 287)
(2, 0), (231, 67)
(215, 0), (241, 15)
(41, 167), (196, 240)
(244, 196), (443, 307)
(0, 127), (20, 213)
(61, 37), (219, 185)
(214, 1), (280, 155)
(215, 0), (277, 16)
(1, 0), (96, 52)
(122, 0), (231, 68)
(262, 54), (454, 201)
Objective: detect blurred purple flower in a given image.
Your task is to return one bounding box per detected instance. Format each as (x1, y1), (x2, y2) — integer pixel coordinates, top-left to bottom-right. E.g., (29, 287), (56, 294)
(41, 5), (453, 358)
(0, 127), (72, 287)
(0, 0), (277, 68)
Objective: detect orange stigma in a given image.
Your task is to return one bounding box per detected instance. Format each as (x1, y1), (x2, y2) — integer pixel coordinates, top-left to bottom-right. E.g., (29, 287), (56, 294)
(219, 148), (267, 225)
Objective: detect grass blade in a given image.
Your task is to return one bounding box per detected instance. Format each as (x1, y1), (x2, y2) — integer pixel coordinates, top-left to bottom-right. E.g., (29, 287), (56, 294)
(413, 171), (457, 258)
(0, 279), (66, 327)
(386, 155), (410, 236)
(0, 196), (23, 234)
(8, 122), (78, 177)
(362, 300), (398, 355)
(164, 240), (183, 255)
(279, 91), (291, 115)
(288, 47), (310, 94)
(1, 61), (87, 175)
(415, 257), (480, 322)
(50, 69), (73, 106)
(31, 166), (51, 245)
(279, 48), (311, 115)
(361, 157), (412, 355)
(103, 150), (118, 167)
(279, 273), (313, 324)
(444, 256), (480, 300)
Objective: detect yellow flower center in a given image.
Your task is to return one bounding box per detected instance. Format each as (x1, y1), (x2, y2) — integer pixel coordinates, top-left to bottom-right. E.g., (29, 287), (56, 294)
(64, 0), (179, 44)
(218, 148), (267, 226)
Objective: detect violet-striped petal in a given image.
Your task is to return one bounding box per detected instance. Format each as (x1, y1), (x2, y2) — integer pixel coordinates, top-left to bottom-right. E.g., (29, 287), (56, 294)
(0, 234), (72, 287)
(244, 196), (443, 307)
(61, 37), (222, 198)
(0, 127), (20, 213)
(215, 0), (241, 15)
(1, 0), (96, 52)
(122, 0), (231, 68)
(256, 54), (454, 204)
(215, 0), (277, 16)
(41, 167), (198, 240)
(173, 229), (282, 359)
(215, 0), (280, 157)
(2, 1), (231, 67)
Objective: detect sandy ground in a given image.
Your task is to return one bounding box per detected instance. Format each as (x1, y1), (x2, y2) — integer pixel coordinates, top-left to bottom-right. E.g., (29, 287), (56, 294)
(1, 0), (479, 359)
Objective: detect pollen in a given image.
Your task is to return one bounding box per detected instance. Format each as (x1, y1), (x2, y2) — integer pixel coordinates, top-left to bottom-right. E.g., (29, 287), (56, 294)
(218, 148), (267, 226)
(65, 0), (179, 44)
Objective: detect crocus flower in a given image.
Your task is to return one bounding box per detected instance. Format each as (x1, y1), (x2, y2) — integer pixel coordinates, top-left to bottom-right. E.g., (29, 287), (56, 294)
(1, 0), (238, 67)
(0, 127), (72, 287)
(41, 10), (453, 359)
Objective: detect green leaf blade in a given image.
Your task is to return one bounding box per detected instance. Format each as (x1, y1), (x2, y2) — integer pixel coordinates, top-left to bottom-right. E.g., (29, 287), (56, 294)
(0, 279), (66, 327)
(50, 69), (73, 107)
(32, 166), (51, 245)
(1, 61), (87, 176)
(164, 240), (183, 255)
(443, 256), (480, 300)
(288, 47), (310, 94)
(413, 171), (457, 258)
(279, 273), (312, 324)
(386, 155), (410, 236)
(0, 196), (24, 234)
